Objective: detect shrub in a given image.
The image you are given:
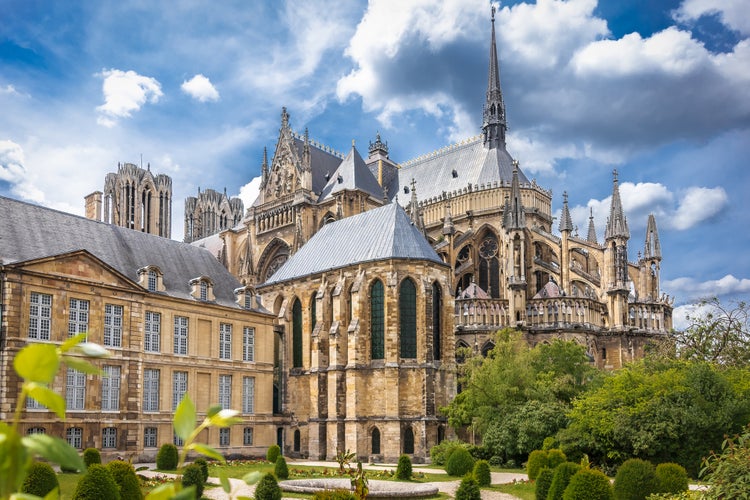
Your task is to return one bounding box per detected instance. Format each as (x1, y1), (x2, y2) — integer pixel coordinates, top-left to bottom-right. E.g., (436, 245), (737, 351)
(614, 458), (659, 500)
(446, 447), (475, 477)
(255, 472), (282, 500)
(535, 467), (554, 500)
(266, 444), (281, 463)
(275, 455), (289, 479)
(72, 463), (121, 500)
(83, 448), (102, 467)
(106, 460), (142, 500)
(700, 424), (750, 500)
(547, 449), (567, 470)
(396, 454), (412, 480)
(563, 469), (613, 500)
(526, 450), (548, 480)
(473, 459), (491, 487)
(182, 463), (205, 498)
(194, 457), (209, 483)
(467, 445), (492, 460)
(156, 443), (178, 470)
(547, 462), (582, 500)
(21, 461), (59, 497)
(654, 463), (689, 494)
(455, 474), (481, 500)
(312, 490), (356, 500)
(543, 437), (559, 450)
(489, 455), (503, 466)
(430, 440), (468, 466)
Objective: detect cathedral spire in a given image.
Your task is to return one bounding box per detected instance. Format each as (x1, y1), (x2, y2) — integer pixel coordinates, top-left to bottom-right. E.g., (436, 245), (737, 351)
(559, 191), (573, 233)
(586, 207), (598, 244)
(482, 6), (507, 149)
(505, 160), (525, 230)
(261, 147), (269, 184)
(408, 178), (425, 233)
(605, 169), (630, 240)
(643, 213), (661, 260)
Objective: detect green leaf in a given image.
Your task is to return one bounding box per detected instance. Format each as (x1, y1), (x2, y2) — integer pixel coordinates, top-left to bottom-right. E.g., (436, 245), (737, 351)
(22, 434), (85, 473)
(60, 355), (100, 375)
(220, 471), (231, 493)
(173, 395), (196, 442)
(237, 497), (253, 500)
(43, 486), (60, 500)
(207, 409), (242, 428)
(11, 493), (49, 500)
(186, 442), (225, 463)
(1, 423), (32, 497)
(14, 344), (59, 384)
(242, 471), (262, 485)
(172, 486), (196, 500)
(206, 405), (222, 418)
(144, 482), (177, 500)
(25, 383), (66, 420)
(60, 333), (87, 353)
(72, 342), (110, 358)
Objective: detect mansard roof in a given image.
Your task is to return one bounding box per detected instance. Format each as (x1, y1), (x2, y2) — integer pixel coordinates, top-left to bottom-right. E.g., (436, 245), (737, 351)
(0, 196), (262, 310)
(260, 202), (446, 286)
(395, 136), (529, 204)
(318, 144), (384, 201)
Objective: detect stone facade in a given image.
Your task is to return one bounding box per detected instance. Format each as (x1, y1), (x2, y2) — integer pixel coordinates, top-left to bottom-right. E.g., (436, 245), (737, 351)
(184, 188), (244, 243)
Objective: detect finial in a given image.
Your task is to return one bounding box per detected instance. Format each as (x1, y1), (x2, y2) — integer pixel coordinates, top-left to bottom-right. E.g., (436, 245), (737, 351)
(512, 159), (519, 170)
(563, 191), (568, 203)
(613, 168), (618, 182)
(351, 139), (355, 148)
(491, 5), (495, 21)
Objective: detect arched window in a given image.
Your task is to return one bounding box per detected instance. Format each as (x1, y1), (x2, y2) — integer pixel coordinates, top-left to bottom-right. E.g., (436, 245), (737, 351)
(370, 280), (384, 360)
(292, 299), (302, 368)
(371, 428), (381, 455)
(293, 429), (301, 452)
(432, 282), (442, 361)
(399, 279), (417, 359)
(403, 427), (414, 454)
(310, 295), (317, 334)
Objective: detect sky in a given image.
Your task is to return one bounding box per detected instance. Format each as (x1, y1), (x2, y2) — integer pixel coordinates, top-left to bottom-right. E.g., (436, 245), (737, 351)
(1, 0), (748, 328)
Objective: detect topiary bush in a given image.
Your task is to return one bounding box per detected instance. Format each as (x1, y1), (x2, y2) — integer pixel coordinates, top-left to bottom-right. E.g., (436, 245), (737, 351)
(535, 467), (554, 500)
(614, 458), (659, 500)
(266, 444), (281, 463)
(547, 462), (582, 500)
(446, 447), (475, 477)
(106, 460), (142, 500)
(72, 463), (121, 500)
(563, 469), (613, 500)
(21, 461), (59, 497)
(275, 455), (289, 480)
(83, 448), (102, 467)
(430, 440), (468, 466)
(181, 463), (205, 498)
(194, 457), (209, 483)
(312, 490), (356, 500)
(396, 454), (413, 480)
(547, 449), (567, 470)
(255, 472), (282, 500)
(455, 474), (481, 500)
(156, 443), (178, 470)
(473, 459), (491, 487)
(526, 450), (548, 480)
(654, 463), (689, 494)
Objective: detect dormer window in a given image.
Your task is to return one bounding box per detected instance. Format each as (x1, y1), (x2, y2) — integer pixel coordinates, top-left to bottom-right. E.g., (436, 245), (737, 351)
(234, 286), (256, 310)
(190, 277), (214, 301)
(137, 266), (164, 292)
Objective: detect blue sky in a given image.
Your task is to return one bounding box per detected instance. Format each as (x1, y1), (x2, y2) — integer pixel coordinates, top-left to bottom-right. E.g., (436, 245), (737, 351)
(1, 0), (748, 327)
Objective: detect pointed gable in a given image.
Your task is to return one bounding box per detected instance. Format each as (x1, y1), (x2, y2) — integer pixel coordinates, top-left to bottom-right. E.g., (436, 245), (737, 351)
(318, 144), (383, 201)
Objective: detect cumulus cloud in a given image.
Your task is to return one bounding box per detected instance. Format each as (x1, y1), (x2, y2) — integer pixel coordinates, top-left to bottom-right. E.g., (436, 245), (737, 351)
(96, 69), (163, 127)
(238, 175), (262, 208)
(664, 274), (750, 301)
(0, 140), (45, 202)
(181, 74), (219, 102)
(673, 0), (750, 36)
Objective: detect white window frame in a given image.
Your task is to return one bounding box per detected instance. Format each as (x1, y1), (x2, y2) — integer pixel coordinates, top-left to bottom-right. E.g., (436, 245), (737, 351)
(172, 371), (188, 411)
(243, 427), (253, 445)
(102, 427), (117, 448)
(173, 316), (188, 355)
(144, 427), (157, 448)
(242, 376), (255, 414)
(242, 327), (255, 362)
(104, 304), (123, 348)
(66, 368), (86, 410)
(148, 270), (158, 291)
(28, 292), (52, 340)
(200, 280), (208, 301)
(27, 427), (46, 435)
(219, 427), (230, 447)
(66, 427), (83, 449)
(68, 298), (89, 338)
(101, 365), (121, 411)
(144, 368), (160, 412)
(219, 323), (232, 360)
(26, 395), (44, 410)
(218, 374), (232, 410)
(145, 311), (161, 352)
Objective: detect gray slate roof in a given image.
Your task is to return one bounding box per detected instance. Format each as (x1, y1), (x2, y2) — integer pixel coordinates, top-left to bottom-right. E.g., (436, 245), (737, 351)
(294, 136), (345, 195)
(0, 196), (263, 310)
(395, 136), (529, 203)
(261, 202), (446, 286)
(318, 145), (384, 201)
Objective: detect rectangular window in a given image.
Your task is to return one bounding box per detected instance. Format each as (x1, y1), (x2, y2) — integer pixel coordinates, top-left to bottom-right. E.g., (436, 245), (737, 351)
(145, 311), (161, 352)
(200, 281), (208, 301)
(144, 427), (157, 448)
(219, 428), (230, 447)
(173, 316), (189, 355)
(102, 427), (117, 448)
(66, 368), (86, 410)
(104, 304), (123, 347)
(242, 327), (255, 362)
(244, 294), (253, 310)
(243, 427), (253, 446)
(66, 427), (83, 449)
(173, 433), (184, 446)
(172, 371), (188, 411)
(218, 374), (232, 409)
(68, 298), (89, 338)
(242, 376), (255, 414)
(144, 368), (160, 412)
(28, 292), (52, 340)
(26, 396), (43, 410)
(219, 323), (232, 360)
(27, 427), (46, 435)
(101, 365), (121, 411)
(148, 270), (157, 291)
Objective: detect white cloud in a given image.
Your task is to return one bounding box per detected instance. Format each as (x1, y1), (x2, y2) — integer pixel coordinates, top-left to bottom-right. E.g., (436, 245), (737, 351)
(673, 0), (750, 36)
(0, 139), (45, 202)
(96, 69), (163, 127)
(664, 274), (750, 301)
(1, 84), (21, 96)
(238, 175), (262, 208)
(181, 74), (219, 102)
(671, 186), (728, 230)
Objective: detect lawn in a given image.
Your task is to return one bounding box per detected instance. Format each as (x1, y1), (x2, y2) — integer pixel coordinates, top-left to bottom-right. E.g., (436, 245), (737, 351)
(490, 481), (536, 500)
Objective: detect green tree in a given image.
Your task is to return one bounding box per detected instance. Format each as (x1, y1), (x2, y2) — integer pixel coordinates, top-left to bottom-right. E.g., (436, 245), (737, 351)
(699, 423), (750, 499)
